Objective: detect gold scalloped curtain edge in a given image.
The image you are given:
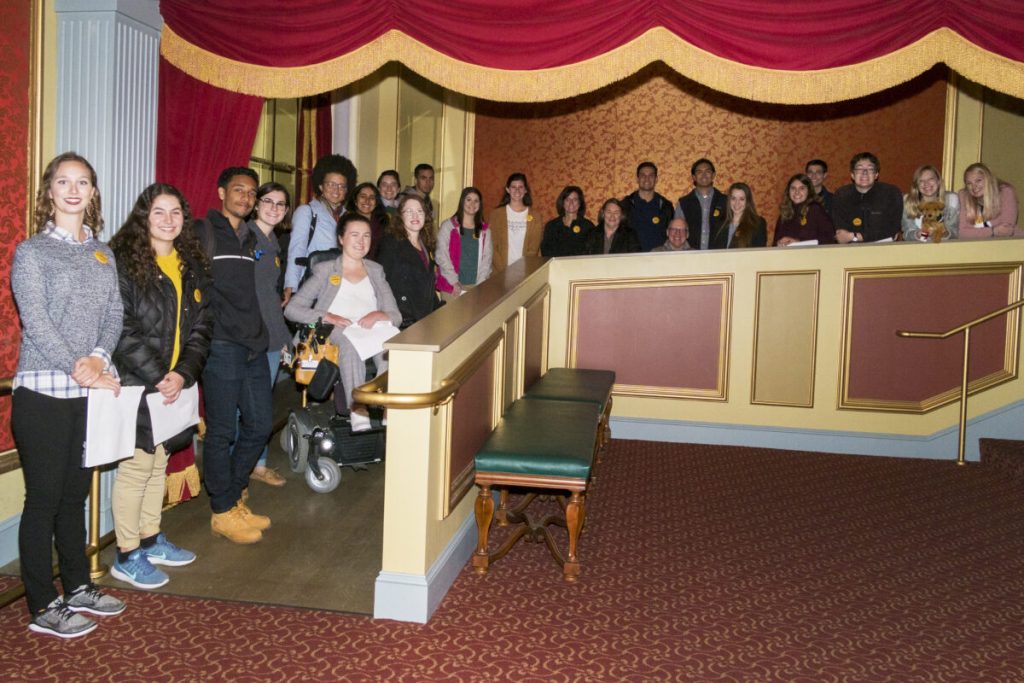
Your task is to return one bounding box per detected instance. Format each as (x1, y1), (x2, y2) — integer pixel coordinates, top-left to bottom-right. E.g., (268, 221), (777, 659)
(161, 25), (1024, 104)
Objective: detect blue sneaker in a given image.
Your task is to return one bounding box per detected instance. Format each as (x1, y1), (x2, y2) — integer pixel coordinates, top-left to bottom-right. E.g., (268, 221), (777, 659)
(144, 533), (196, 567)
(110, 548), (169, 590)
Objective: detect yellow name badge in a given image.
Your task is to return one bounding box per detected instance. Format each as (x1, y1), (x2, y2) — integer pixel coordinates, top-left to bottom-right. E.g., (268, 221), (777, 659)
(800, 217), (807, 226)
(94, 250), (108, 265)
(193, 289), (202, 303)
(275, 256), (281, 268)
(528, 215), (534, 222)
(652, 217), (660, 225)
(852, 217), (863, 227)
(713, 209), (721, 217)
(329, 275), (341, 286)
(572, 224), (580, 234)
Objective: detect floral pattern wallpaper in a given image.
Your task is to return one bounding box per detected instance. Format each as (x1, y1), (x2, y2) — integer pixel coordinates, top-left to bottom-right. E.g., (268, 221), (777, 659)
(474, 64), (946, 237)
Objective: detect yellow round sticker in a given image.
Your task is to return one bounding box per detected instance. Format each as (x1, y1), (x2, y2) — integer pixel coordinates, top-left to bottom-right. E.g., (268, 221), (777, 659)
(800, 217), (808, 226)
(713, 209), (721, 217)
(329, 275), (341, 286)
(193, 289), (202, 303)
(572, 225), (580, 234)
(275, 256), (281, 268)
(94, 250), (108, 265)
(852, 217), (863, 227)
(652, 217), (660, 225)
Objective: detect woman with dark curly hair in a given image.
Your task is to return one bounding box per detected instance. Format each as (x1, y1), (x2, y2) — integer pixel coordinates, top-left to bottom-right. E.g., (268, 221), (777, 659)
(585, 198), (641, 254)
(541, 185), (594, 258)
(12, 152), (125, 638)
(774, 174), (836, 246)
(283, 153), (357, 303)
(347, 181), (388, 260)
(108, 183), (211, 590)
(378, 194), (443, 328)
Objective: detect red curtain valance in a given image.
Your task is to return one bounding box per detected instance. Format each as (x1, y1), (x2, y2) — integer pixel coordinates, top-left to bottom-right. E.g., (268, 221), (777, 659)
(159, 0), (1024, 104)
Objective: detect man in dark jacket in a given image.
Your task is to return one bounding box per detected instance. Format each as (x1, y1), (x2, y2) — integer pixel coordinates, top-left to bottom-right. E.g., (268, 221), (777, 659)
(621, 161), (675, 252)
(675, 158), (728, 250)
(831, 152), (903, 243)
(194, 167), (273, 545)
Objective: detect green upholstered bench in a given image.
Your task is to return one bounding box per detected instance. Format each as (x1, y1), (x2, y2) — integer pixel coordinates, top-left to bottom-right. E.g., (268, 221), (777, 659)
(473, 398), (602, 581)
(523, 368), (615, 446)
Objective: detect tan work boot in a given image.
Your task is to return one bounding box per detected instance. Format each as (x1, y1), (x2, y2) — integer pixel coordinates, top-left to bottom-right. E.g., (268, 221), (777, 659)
(235, 500), (271, 531)
(211, 508), (262, 544)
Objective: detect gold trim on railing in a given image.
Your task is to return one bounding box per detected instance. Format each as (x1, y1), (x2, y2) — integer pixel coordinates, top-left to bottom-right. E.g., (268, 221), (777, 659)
(0, 376), (11, 396)
(897, 297), (1024, 466)
(353, 330), (504, 410)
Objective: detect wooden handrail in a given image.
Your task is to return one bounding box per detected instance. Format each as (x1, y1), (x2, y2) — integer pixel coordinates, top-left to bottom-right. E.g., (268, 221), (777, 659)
(352, 330), (503, 410)
(896, 298), (1024, 466)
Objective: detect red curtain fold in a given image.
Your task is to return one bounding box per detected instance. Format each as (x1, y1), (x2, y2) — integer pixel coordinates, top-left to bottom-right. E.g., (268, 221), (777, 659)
(159, 0), (1024, 71)
(155, 57), (265, 216)
(295, 94), (333, 204)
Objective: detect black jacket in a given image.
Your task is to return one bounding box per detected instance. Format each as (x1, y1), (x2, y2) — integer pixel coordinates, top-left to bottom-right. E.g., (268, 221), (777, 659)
(621, 191), (675, 252)
(112, 256), (212, 451)
(584, 227), (642, 255)
(540, 216), (595, 258)
(710, 216), (768, 249)
(676, 189), (728, 250)
(377, 234), (443, 329)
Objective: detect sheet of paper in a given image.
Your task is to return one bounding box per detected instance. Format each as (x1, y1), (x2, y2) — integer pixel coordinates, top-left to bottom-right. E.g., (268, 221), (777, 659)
(785, 239), (819, 247)
(343, 321), (401, 360)
(84, 385), (145, 467)
(146, 383), (200, 444)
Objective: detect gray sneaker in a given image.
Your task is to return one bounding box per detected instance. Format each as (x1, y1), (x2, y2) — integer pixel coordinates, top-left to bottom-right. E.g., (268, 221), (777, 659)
(29, 598), (97, 639)
(65, 583), (126, 616)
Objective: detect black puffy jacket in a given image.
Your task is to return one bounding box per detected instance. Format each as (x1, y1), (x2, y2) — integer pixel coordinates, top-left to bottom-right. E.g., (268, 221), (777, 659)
(376, 233), (443, 329)
(112, 256), (212, 451)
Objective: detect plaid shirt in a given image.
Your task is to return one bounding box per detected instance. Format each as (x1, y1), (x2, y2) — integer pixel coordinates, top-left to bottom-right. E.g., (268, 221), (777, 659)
(13, 224), (118, 399)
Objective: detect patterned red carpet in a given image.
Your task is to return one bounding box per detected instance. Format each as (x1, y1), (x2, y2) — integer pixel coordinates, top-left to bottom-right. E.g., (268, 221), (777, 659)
(2, 440), (1023, 682)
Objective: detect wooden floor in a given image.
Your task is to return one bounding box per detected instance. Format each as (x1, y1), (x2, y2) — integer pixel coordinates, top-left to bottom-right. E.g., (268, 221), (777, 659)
(3, 378), (386, 616)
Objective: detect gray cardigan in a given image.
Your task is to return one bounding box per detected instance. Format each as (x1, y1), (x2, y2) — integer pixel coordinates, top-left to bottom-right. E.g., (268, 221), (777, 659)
(283, 257), (402, 345)
(250, 222), (292, 351)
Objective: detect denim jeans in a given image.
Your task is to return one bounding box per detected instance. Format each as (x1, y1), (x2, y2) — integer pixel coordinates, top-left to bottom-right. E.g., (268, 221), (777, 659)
(202, 340), (273, 513)
(254, 350), (281, 468)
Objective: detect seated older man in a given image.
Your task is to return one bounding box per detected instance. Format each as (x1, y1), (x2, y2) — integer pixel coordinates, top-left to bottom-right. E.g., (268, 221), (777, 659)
(651, 218), (691, 252)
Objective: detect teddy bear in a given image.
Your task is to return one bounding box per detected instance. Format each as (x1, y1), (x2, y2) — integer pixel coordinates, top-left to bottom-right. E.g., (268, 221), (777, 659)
(918, 200), (947, 242)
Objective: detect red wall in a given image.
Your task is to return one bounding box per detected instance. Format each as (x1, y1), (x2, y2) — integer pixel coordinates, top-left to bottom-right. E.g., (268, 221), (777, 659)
(473, 64), (947, 236)
(0, 3), (32, 450)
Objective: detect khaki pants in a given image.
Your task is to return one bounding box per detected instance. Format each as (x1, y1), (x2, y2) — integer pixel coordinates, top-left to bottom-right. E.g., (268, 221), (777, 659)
(112, 445), (168, 551)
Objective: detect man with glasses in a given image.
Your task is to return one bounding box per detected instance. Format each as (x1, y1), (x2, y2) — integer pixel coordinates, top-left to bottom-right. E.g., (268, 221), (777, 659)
(675, 158), (728, 250)
(622, 161), (675, 252)
(651, 218), (692, 252)
(194, 167), (273, 545)
(832, 152), (903, 243)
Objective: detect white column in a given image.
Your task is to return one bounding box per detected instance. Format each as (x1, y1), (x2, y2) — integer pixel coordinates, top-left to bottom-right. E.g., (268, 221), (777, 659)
(55, 0), (161, 240)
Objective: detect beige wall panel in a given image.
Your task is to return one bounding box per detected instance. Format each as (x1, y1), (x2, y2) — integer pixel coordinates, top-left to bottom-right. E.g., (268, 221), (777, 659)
(981, 91), (1024, 197)
(752, 272), (819, 407)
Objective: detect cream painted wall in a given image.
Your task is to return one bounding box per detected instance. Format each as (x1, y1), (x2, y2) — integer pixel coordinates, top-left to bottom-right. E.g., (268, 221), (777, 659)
(948, 75), (1024, 193)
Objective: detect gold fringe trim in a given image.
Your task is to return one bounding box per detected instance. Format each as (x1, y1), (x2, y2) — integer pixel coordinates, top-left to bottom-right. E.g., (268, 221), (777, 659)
(161, 25), (1024, 104)
(165, 464), (201, 505)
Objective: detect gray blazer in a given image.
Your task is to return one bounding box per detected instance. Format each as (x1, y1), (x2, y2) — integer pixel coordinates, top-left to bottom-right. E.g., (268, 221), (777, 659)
(284, 257), (402, 344)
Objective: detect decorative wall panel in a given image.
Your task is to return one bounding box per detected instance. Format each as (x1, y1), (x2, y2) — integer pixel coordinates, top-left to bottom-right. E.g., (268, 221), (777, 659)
(752, 271), (820, 407)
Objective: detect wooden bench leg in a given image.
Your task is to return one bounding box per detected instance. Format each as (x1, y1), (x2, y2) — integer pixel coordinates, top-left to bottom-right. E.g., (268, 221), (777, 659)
(496, 488), (510, 526)
(473, 484), (494, 575)
(563, 491), (585, 582)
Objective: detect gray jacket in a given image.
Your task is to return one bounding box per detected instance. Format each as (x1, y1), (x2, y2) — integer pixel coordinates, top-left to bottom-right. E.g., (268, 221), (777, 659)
(250, 222), (292, 351)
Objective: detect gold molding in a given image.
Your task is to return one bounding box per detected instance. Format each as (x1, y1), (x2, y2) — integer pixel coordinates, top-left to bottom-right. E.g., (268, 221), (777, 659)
(838, 263), (1022, 412)
(942, 72), (958, 186)
(161, 25), (1024, 104)
(750, 270), (820, 408)
(567, 275), (732, 401)
(27, 0), (43, 236)
(521, 285), (550, 379)
(439, 334), (503, 519)
(501, 310), (521, 410)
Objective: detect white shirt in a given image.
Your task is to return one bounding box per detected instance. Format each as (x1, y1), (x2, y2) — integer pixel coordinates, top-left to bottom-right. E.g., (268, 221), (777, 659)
(328, 276), (377, 322)
(506, 206), (529, 266)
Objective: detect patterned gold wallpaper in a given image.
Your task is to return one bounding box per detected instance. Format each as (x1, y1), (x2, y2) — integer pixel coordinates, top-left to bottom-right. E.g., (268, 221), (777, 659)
(474, 64), (946, 235)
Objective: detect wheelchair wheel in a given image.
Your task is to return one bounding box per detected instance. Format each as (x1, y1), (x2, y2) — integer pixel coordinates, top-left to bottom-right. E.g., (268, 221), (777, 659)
(284, 410), (314, 474)
(305, 456), (341, 494)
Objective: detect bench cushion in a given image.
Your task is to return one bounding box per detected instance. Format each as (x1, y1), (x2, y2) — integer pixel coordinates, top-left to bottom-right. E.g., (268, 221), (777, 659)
(475, 399), (600, 479)
(523, 368), (615, 407)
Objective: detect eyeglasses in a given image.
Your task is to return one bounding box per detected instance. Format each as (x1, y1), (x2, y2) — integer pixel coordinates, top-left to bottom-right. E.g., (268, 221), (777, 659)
(258, 198), (288, 211)
(322, 181), (346, 191)
(401, 209), (426, 218)
(853, 167), (877, 175)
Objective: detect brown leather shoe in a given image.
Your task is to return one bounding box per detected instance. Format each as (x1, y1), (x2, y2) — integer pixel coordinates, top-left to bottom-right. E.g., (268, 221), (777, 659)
(250, 466), (286, 487)
(211, 508), (262, 544)
(235, 500), (271, 531)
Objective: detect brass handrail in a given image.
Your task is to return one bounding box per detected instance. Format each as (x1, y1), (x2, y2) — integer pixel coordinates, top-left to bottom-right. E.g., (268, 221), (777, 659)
(353, 330), (503, 410)
(897, 298), (1024, 466)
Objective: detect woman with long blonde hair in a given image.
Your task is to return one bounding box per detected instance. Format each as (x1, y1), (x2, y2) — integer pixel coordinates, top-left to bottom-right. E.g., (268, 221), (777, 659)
(902, 165), (959, 241)
(957, 163), (1018, 239)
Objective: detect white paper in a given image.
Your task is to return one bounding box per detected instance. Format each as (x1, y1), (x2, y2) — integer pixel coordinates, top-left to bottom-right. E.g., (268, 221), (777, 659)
(784, 239), (819, 247)
(84, 386), (146, 467)
(343, 321), (401, 360)
(146, 383), (200, 444)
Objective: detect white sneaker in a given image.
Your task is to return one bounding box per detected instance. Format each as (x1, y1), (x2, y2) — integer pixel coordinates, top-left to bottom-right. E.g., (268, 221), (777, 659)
(350, 412), (372, 432)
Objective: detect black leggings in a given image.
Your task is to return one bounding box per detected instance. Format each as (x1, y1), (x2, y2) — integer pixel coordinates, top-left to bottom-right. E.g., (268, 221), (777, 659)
(12, 388), (91, 614)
